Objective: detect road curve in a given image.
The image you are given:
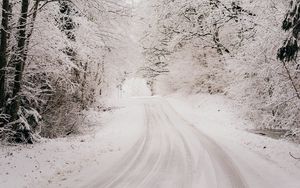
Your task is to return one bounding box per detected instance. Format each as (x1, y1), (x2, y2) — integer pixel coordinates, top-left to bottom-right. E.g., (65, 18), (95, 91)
(84, 97), (248, 188)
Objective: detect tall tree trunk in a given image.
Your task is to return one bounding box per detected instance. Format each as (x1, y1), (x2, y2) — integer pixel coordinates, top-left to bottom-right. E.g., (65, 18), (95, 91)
(10, 0), (30, 122)
(0, 0), (10, 108)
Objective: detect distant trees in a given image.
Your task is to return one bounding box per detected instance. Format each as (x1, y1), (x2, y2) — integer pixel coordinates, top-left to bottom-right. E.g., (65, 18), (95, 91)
(140, 0), (300, 137)
(141, 0), (255, 93)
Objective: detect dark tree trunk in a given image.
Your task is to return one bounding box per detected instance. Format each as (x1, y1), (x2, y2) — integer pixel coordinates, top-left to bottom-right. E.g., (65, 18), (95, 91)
(0, 0), (10, 108)
(10, 0), (30, 122)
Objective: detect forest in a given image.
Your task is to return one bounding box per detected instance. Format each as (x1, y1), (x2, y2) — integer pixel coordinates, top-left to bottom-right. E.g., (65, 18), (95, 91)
(1, 0), (298, 143)
(140, 0), (300, 140)
(0, 0), (300, 187)
(0, 0), (139, 143)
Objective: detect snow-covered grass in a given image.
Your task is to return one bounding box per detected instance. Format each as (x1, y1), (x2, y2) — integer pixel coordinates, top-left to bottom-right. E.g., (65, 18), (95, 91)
(167, 93), (300, 177)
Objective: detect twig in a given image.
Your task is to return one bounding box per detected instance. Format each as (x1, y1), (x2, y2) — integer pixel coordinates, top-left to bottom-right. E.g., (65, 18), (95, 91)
(65, 115), (87, 136)
(282, 60), (300, 99)
(289, 152), (300, 160)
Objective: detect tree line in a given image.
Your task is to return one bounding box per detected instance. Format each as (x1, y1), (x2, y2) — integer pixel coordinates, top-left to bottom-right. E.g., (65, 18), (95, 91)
(140, 0), (300, 139)
(0, 0), (132, 143)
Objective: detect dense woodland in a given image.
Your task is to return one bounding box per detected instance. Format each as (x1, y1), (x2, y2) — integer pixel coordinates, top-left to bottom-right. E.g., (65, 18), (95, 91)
(0, 0), (138, 143)
(139, 0), (300, 141)
(0, 0), (299, 143)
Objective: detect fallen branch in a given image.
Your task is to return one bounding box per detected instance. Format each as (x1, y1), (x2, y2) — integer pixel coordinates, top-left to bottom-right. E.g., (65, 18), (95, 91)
(289, 152), (300, 160)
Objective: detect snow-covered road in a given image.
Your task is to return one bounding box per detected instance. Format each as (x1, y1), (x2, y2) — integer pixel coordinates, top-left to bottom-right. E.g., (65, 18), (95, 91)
(76, 96), (299, 188)
(86, 97), (246, 188)
(2, 94), (300, 188)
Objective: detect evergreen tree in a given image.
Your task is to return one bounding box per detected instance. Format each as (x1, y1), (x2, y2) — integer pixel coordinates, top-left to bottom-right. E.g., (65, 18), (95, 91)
(58, 1), (77, 41)
(278, 0), (300, 62)
(277, 0), (300, 99)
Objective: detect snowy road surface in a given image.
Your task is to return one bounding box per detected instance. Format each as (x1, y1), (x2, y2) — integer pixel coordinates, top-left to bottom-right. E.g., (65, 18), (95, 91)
(71, 96), (299, 188)
(3, 80), (299, 187)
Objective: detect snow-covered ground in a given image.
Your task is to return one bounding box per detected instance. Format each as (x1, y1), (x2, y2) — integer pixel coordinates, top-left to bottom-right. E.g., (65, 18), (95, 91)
(167, 94), (300, 186)
(1, 80), (300, 187)
(0, 99), (146, 188)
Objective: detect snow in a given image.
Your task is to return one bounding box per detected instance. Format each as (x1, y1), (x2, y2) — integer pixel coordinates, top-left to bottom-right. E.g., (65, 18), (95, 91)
(2, 0), (300, 187)
(167, 93), (300, 186)
(1, 87), (300, 187)
(0, 100), (145, 188)
(122, 78), (152, 97)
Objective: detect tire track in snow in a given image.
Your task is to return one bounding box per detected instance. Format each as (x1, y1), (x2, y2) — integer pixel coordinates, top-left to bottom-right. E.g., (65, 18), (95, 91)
(161, 100), (248, 188)
(84, 97), (248, 188)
